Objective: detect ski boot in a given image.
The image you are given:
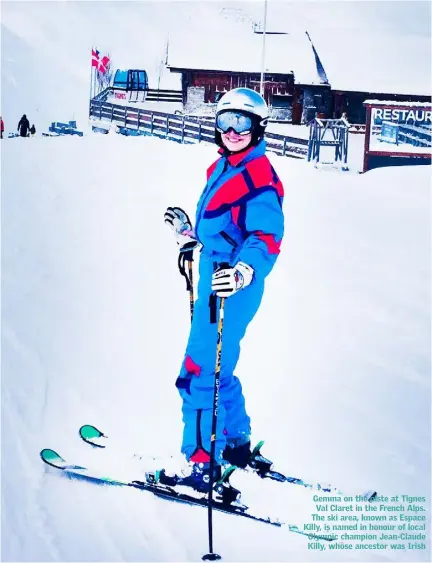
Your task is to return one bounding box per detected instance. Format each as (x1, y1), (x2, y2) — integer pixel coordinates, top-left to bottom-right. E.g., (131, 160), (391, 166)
(222, 440), (252, 469)
(249, 441), (274, 475)
(223, 440), (285, 482)
(146, 462), (241, 504)
(213, 465), (241, 505)
(223, 439), (273, 472)
(249, 441), (286, 482)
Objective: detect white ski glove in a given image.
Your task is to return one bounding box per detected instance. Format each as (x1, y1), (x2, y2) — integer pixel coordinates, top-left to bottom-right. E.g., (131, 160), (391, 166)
(211, 261), (254, 297)
(164, 206), (200, 253)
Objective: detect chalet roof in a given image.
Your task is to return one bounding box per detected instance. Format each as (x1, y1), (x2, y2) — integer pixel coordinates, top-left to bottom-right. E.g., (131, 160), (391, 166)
(167, 26), (430, 97)
(167, 30), (328, 86)
(364, 100), (431, 107)
(311, 30), (431, 96)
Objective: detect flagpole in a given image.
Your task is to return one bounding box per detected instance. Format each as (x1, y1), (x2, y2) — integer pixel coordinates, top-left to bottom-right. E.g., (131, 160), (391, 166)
(89, 47), (94, 118)
(93, 63), (97, 97)
(259, 0), (267, 97)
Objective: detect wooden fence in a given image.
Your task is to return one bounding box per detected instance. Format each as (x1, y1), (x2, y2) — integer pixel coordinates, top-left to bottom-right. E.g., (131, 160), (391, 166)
(89, 98), (309, 159)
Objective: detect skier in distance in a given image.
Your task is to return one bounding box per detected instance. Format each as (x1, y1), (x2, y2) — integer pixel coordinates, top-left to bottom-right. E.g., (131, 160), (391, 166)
(17, 114), (30, 137)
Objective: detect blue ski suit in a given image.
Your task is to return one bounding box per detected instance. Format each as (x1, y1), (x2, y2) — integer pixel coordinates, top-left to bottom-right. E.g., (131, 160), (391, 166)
(176, 140), (284, 464)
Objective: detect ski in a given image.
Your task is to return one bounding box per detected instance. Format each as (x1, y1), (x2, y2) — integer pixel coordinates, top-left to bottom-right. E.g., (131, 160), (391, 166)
(78, 424), (377, 501)
(40, 447), (335, 542)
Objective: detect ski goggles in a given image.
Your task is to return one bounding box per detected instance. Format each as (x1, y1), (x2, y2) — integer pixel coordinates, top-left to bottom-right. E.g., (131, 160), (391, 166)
(216, 111), (253, 136)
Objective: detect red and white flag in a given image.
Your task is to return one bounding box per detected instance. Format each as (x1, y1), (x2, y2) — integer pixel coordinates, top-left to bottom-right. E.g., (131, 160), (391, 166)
(99, 55), (110, 75)
(92, 48), (100, 68)
(91, 48), (111, 74)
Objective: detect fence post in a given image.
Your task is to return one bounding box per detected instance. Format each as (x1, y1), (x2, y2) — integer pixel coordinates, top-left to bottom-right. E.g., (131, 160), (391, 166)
(336, 129), (341, 161)
(166, 116), (169, 137)
(307, 123), (314, 162)
(181, 117), (185, 143)
(282, 137), (287, 156)
(124, 107), (127, 127)
(137, 109), (141, 130)
(111, 105), (114, 122)
(99, 102), (102, 120)
(344, 128), (349, 167)
(150, 113), (154, 134)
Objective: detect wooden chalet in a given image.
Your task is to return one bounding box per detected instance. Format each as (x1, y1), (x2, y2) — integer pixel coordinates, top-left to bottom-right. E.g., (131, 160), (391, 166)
(311, 30), (431, 124)
(167, 31), (331, 123)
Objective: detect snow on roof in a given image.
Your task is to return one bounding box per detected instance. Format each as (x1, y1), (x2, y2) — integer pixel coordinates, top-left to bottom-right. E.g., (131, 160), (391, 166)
(167, 30), (326, 86)
(167, 1), (430, 96)
(364, 100), (431, 107)
(167, 25), (431, 96)
(310, 31), (431, 96)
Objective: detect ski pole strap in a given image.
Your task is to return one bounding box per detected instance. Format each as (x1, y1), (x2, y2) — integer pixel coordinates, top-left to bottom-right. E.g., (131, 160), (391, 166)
(188, 260), (194, 322)
(209, 294), (217, 324)
(178, 250), (194, 291)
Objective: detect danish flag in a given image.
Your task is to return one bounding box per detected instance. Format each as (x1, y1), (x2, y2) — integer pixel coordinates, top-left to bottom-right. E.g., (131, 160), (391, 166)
(92, 48), (110, 74)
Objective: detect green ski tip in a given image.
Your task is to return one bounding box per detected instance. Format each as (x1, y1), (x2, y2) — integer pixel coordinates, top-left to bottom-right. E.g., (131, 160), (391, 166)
(79, 424), (106, 447)
(40, 448), (66, 467)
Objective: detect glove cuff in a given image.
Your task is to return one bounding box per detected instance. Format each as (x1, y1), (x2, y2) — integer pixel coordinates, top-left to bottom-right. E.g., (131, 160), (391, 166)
(235, 261), (254, 289)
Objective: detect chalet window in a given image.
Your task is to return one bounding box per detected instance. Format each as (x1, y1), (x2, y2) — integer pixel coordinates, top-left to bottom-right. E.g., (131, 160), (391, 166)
(272, 95), (293, 108)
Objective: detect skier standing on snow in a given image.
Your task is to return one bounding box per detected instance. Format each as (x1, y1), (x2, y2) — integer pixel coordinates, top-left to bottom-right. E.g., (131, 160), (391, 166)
(17, 114), (30, 137)
(162, 88), (284, 493)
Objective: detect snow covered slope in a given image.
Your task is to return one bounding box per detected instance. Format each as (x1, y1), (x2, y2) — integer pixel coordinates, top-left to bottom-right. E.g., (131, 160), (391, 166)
(2, 133), (430, 562)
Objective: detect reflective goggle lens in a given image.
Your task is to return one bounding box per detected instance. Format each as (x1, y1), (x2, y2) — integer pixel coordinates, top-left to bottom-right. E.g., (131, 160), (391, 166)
(216, 112), (253, 135)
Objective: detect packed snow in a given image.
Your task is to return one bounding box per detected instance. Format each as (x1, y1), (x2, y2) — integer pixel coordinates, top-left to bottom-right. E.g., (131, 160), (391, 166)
(2, 131), (430, 562)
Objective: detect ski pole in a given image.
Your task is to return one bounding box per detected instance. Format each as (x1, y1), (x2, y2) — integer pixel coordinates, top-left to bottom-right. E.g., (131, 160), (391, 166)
(187, 259), (194, 321)
(178, 249), (194, 322)
(202, 296), (225, 562)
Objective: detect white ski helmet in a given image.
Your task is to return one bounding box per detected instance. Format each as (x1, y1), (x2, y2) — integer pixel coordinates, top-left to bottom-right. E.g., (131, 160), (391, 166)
(216, 88), (269, 121)
(215, 88), (268, 148)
